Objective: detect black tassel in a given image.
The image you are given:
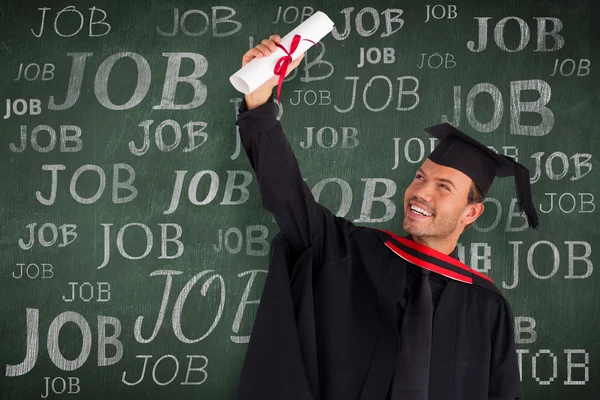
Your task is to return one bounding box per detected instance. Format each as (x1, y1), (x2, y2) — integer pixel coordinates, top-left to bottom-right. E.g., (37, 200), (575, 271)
(514, 162), (540, 229)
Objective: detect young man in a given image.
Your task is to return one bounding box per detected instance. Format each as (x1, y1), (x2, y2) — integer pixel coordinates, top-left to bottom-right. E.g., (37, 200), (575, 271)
(235, 35), (538, 400)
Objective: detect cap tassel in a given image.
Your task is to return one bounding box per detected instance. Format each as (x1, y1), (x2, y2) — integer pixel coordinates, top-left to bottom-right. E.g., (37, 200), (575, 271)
(513, 161), (540, 229)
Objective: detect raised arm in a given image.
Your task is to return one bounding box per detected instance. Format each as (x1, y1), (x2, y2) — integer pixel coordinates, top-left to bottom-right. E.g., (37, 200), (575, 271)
(236, 35), (355, 265)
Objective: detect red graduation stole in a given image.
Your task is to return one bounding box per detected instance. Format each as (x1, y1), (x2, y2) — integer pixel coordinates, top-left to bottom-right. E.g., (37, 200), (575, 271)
(378, 229), (501, 295)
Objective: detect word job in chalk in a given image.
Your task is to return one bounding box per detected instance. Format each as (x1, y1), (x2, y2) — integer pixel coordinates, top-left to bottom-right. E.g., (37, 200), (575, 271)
(357, 47), (396, 68)
(424, 4), (458, 22)
(4, 99), (42, 120)
(13, 63), (55, 82)
(44, 52), (208, 111)
(31, 6), (110, 38)
(9, 124), (82, 153)
(271, 6), (405, 41)
(156, 7), (242, 37)
(467, 16), (564, 52)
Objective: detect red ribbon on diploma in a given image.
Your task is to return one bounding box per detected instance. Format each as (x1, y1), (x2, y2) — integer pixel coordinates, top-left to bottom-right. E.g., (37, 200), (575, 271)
(273, 34), (316, 103)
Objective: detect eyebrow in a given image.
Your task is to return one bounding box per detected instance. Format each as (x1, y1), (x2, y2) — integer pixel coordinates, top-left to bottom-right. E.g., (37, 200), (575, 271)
(417, 168), (457, 191)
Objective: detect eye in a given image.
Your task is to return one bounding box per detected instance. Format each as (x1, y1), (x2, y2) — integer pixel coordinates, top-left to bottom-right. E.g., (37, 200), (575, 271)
(440, 184), (450, 191)
(415, 173), (424, 180)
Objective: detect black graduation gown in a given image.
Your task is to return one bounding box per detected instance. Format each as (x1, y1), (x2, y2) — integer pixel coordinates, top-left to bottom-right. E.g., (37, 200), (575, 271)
(234, 96), (523, 400)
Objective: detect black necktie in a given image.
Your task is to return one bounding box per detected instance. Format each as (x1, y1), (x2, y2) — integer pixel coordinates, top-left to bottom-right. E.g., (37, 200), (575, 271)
(391, 268), (433, 400)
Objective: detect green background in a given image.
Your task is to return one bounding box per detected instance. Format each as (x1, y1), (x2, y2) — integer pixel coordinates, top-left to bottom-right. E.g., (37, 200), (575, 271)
(0, 0), (597, 398)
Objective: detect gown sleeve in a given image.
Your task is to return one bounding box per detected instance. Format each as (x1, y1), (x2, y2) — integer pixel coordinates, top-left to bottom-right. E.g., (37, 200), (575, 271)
(488, 297), (524, 400)
(236, 94), (355, 265)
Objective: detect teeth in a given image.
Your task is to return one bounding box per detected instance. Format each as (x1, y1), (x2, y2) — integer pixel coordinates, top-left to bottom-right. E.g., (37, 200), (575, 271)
(411, 205), (432, 216)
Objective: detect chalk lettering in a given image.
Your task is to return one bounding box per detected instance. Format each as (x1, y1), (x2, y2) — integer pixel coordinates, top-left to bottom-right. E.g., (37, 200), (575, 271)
(163, 170), (252, 214)
(231, 270), (267, 343)
(12, 263), (54, 279)
(300, 127), (359, 149)
(18, 223), (77, 250)
(272, 6), (314, 24)
(212, 225), (269, 256)
(424, 4), (458, 22)
(35, 164), (137, 206)
(442, 80), (554, 136)
(5, 310), (123, 376)
(331, 7), (405, 40)
(357, 47), (396, 68)
(467, 17), (564, 52)
(156, 7), (241, 37)
(516, 348), (590, 386)
(48, 52), (207, 111)
(13, 63), (55, 81)
(9, 125), (82, 153)
(62, 282), (111, 302)
(503, 240), (593, 289)
(540, 192), (595, 214)
(417, 52), (456, 69)
(97, 223), (183, 269)
(121, 354), (208, 386)
(530, 152), (592, 183)
(130, 120), (208, 156)
(3, 98), (42, 119)
(133, 270), (224, 343)
(41, 376), (80, 398)
(31, 6), (110, 38)
(334, 75), (420, 113)
(550, 58), (591, 77)
(290, 89), (332, 106)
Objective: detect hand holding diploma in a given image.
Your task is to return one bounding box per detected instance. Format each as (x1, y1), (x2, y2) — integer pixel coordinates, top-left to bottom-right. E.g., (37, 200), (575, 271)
(241, 34), (304, 110)
(231, 11), (335, 109)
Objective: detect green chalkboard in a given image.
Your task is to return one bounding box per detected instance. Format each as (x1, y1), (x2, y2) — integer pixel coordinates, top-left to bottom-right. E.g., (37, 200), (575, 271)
(0, 0), (598, 399)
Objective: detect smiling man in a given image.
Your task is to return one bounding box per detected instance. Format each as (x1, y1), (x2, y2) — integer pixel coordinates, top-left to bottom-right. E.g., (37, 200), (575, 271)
(235, 35), (539, 400)
(403, 160), (485, 255)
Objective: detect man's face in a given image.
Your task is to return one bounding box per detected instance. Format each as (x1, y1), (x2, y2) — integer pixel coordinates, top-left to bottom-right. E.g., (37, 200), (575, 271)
(403, 159), (475, 238)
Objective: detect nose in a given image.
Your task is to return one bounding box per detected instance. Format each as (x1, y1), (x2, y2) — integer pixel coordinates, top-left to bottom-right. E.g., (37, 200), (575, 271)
(412, 182), (435, 203)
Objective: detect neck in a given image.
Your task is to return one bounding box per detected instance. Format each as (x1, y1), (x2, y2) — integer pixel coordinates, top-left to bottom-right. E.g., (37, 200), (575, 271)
(409, 234), (458, 256)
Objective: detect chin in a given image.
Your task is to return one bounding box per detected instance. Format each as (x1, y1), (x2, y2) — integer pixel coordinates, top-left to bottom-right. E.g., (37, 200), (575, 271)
(405, 227), (425, 237)
(403, 220), (433, 237)
(402, 220), (420, 235)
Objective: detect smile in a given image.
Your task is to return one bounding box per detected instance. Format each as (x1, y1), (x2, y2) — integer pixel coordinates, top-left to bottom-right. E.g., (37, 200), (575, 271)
(408, 203), (434, 218)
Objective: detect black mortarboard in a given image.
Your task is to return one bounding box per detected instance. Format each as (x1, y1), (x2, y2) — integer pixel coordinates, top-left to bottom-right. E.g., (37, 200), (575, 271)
(424, 122), (539, 229)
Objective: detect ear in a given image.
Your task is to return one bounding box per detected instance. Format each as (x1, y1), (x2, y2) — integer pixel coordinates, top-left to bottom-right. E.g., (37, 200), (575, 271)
(462, 202), (485, 225)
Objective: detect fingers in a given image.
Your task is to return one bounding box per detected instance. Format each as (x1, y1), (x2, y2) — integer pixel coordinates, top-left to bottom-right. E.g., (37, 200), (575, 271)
(243, 48), (263, 61)
(241, 35), (283, 66)
(261, 39), (278, 52)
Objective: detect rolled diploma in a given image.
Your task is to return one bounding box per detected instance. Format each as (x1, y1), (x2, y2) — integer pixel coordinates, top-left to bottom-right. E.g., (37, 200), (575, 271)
(229, 11), (334, 94)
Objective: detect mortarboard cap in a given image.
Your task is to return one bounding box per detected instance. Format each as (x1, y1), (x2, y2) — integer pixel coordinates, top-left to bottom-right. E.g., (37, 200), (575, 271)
(424, 122), (539, 229)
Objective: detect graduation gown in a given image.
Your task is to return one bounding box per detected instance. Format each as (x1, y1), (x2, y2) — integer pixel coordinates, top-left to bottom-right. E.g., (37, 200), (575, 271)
(234, 96), (523, 400)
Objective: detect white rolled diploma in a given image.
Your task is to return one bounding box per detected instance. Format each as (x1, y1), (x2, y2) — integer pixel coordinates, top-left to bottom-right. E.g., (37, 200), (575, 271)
(229, 11), (335, 94)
